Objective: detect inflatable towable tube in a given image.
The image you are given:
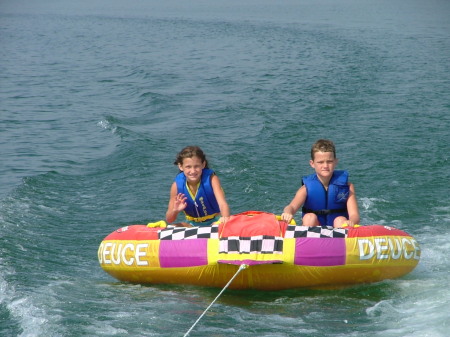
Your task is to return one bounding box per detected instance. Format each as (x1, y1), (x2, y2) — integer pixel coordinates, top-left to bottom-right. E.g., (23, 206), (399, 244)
(98, 211), (420, 290)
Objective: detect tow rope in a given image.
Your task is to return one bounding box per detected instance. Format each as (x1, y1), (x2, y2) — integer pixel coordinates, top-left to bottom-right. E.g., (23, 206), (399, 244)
(183, 264), (248, 337)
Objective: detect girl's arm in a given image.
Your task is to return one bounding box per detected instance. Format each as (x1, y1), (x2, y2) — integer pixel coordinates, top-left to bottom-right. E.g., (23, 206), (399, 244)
(165, 182), (187, 223)
(211, 174), (230, 222)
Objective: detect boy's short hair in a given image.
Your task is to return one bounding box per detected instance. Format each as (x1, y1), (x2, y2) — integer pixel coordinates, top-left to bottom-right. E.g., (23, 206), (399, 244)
(311, 139), (336, 160)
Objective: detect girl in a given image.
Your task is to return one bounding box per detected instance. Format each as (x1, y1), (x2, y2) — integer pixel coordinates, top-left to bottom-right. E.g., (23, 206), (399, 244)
(166, 146), (230, 227)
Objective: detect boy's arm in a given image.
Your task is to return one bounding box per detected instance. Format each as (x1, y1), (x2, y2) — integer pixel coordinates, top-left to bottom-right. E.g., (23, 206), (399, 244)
(281, 185), (307, 223)
(346, 183), (360, 225)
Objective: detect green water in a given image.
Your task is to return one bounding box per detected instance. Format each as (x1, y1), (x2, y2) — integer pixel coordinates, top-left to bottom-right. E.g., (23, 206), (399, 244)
(1, 0), (449, 336)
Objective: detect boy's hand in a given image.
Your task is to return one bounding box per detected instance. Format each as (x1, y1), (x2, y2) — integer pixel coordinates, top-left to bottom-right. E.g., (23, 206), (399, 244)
(281, 212), (293, 223)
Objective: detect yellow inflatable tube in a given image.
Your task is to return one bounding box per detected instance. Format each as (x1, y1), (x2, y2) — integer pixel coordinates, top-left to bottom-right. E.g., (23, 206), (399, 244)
(98, 211), (420, 290)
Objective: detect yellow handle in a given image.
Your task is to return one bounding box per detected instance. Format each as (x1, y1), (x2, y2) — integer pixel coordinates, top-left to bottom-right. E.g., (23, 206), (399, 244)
(147, 220), (167, 228)
(341, 223), (360, 228)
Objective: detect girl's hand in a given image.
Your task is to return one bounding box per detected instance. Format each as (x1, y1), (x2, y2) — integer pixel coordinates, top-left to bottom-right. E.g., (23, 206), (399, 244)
(219, 216), (230, 225)
(173, 193), (187, 212)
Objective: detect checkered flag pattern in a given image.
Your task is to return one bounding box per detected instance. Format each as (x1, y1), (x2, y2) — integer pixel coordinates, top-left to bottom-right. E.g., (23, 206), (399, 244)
(219, 235), (283, 254)
(158, 224), (347, 241)
(284, 225), (347, 238)
(159, 225), (219, 240)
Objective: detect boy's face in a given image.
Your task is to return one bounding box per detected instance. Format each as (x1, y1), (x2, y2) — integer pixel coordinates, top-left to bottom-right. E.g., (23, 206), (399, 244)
(310, 151), (338, 179)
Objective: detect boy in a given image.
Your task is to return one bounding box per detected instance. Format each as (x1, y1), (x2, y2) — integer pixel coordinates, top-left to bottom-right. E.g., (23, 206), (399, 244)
(281, 139), (360, 228)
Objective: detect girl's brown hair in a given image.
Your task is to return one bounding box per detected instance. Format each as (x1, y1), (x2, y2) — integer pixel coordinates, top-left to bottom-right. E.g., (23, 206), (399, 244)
(174, 146), (209, 168)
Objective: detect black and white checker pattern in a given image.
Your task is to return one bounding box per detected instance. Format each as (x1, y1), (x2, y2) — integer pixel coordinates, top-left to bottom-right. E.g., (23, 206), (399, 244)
(158, 224), (347, 241)
(219, 235), (283, 254)
(159, 225), (219, 240)
(284, 225), (347, 238)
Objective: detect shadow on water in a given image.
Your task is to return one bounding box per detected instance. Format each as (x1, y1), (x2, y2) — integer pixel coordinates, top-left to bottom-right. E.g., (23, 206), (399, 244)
(105, 280), (409, 336)
(107, 278), (402, 308)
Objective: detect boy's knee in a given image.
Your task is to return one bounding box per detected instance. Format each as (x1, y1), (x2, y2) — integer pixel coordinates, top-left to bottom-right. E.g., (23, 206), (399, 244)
(302, 213), (320, 227)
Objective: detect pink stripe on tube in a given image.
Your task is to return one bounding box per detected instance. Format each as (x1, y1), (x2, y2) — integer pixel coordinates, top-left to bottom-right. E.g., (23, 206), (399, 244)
(294, 238), (346, 266)
(160, 239), (208, 268)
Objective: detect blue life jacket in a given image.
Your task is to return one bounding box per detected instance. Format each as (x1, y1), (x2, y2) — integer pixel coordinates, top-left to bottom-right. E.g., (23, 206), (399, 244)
(175, 168), (220, 222)
(302, 170), (350, 227)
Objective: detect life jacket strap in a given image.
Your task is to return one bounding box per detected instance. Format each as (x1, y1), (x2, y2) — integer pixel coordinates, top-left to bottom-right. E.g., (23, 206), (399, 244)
(302, 207), (347, 216)
(185, 213), (220, 222)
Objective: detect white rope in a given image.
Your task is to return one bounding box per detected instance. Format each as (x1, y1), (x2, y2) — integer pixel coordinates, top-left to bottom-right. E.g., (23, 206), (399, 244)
(183, 264), (248, 337)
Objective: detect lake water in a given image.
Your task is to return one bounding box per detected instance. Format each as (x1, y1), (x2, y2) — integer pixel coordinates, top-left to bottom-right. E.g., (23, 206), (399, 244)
(1, 0), (449, 336)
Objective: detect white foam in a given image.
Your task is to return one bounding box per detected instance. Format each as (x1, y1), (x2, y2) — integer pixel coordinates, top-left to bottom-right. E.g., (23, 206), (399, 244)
(97, 119), (117, 134)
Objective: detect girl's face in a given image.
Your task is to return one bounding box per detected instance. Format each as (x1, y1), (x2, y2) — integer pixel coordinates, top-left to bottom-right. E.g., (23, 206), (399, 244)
(178, 156), (205, 183)
(309, 151), (338, 180)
